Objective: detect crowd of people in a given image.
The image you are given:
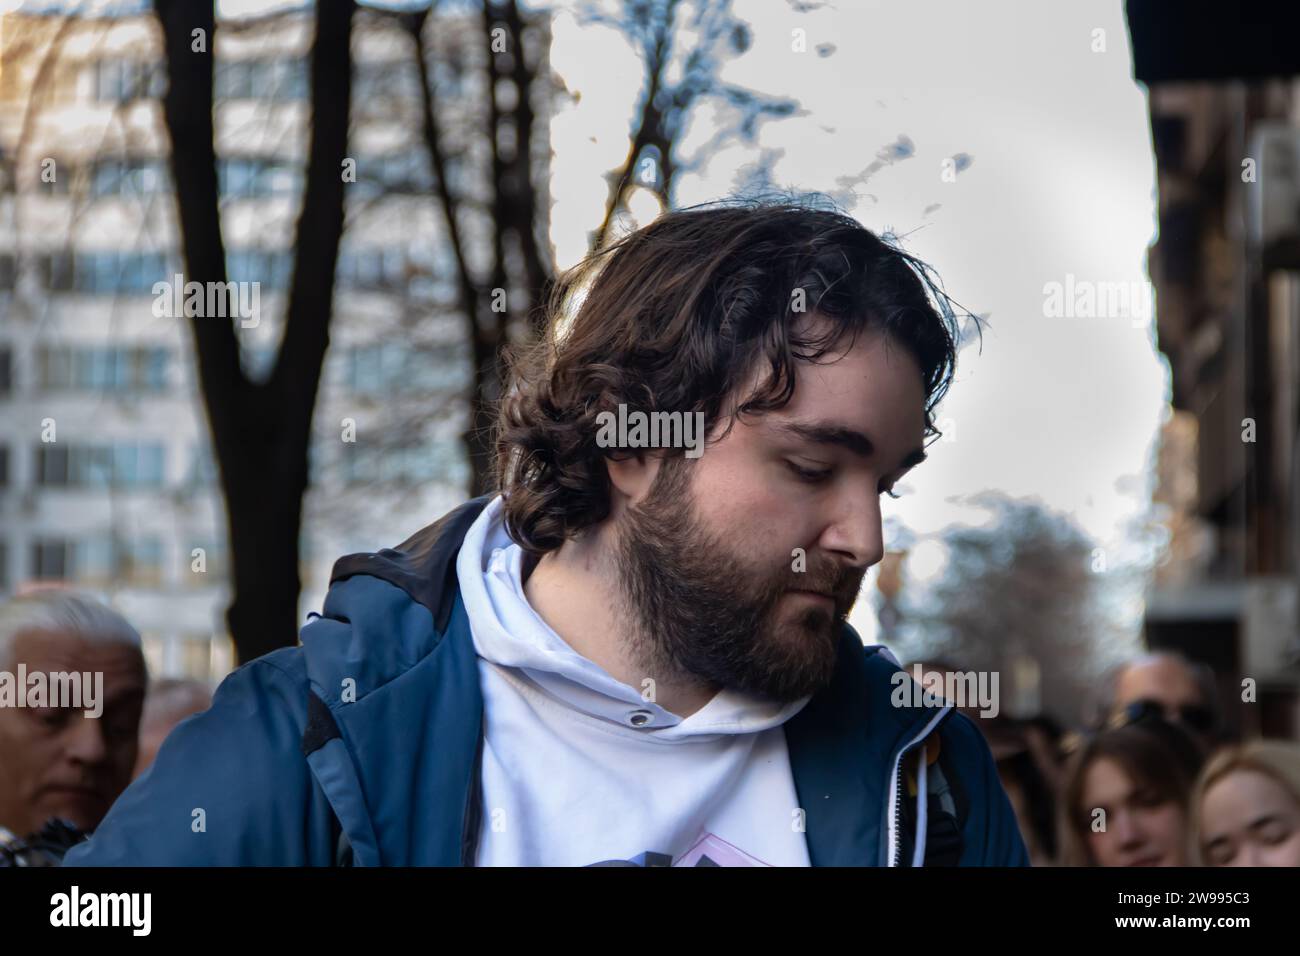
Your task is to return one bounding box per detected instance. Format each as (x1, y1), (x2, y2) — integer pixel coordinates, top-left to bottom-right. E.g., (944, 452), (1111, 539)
(2, 587), (1298, 866)
(917, 652), (1300, 867)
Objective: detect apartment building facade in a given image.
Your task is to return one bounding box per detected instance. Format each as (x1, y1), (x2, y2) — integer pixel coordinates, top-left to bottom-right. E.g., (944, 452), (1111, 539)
(0, 2), (493, 682)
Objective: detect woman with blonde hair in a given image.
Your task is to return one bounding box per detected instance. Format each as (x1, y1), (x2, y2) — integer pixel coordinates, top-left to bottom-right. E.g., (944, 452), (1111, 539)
(1192, 740), (1300, 867)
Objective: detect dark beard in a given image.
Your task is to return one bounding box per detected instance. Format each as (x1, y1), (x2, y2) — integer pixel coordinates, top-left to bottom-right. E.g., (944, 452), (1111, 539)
(614, 458), (863, 703)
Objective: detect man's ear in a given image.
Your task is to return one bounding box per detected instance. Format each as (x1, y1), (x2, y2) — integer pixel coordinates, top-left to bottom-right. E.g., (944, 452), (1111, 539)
(605, 451), (663, 508)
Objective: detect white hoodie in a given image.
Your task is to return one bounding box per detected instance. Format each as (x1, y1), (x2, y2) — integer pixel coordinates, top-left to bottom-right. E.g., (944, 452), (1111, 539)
(456, 495), (813, 867)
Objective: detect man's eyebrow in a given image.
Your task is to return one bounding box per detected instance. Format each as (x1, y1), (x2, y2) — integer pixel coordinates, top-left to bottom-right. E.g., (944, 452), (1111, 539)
(774, 419), (928, 470)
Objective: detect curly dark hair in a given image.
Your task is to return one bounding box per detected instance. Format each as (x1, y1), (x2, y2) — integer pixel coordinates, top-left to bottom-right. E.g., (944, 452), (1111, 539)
(495, 197), (971, 554)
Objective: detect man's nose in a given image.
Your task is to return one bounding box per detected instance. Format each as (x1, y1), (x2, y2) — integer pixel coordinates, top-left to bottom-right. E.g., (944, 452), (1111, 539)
(821, 490), (884, 570)
(62, 713), (109, 766)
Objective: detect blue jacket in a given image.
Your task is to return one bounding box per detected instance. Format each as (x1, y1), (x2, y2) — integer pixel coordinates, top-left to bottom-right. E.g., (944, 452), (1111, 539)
(64, 497), (1029, 867)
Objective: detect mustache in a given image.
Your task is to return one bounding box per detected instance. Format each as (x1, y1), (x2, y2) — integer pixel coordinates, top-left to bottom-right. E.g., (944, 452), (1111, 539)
(779, 560), (865, 608)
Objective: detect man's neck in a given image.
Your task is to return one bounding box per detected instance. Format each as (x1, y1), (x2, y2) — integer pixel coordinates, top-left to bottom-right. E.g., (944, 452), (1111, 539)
(521, 531), (717, 719)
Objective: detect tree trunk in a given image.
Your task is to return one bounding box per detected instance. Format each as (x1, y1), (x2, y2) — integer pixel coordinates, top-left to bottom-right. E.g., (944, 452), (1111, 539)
(155, 0), (355, 663)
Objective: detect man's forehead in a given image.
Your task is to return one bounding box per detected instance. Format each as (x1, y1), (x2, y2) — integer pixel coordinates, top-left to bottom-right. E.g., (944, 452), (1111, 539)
(1120, 658), (1198, 694)
(790, 337), (923, 414)
(714, 334), (928, 457)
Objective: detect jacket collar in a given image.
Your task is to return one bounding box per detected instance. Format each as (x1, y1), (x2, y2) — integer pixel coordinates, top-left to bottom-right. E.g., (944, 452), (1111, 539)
(329, 495), (494, 636)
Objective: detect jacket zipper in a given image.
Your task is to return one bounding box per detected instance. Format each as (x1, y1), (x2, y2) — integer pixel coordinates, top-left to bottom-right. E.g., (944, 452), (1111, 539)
(886, 705), (952, 867)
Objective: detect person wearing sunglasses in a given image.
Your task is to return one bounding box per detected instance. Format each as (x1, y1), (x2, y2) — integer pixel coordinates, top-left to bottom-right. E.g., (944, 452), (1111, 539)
(1112, 698), (1216, 737)
(1099, 651), (1222, 747)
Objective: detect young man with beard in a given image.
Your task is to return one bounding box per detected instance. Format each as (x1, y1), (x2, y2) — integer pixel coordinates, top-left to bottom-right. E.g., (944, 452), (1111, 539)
(65, 201), (1028, 867)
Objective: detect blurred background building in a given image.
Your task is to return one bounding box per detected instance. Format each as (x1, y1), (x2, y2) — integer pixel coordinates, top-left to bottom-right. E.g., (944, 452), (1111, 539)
(0, 2), (477, 681)
(1129, 0), (1300, 738)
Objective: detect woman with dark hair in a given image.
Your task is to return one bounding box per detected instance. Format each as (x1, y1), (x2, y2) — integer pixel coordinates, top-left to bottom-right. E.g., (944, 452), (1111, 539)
(1058, 716), (1204, 867)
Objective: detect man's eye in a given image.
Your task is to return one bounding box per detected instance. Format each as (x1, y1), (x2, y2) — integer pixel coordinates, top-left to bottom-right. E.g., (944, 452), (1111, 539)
(786, 461), (831, 483)
(105, 716), (138, 740)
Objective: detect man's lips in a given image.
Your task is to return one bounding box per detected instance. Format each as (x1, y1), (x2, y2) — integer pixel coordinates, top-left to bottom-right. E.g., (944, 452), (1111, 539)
(38, 784), (106, 805)
(787, 588), (835, 604)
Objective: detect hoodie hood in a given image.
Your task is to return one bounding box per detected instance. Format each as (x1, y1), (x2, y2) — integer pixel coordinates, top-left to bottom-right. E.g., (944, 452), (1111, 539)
(455, 495), (809, 741)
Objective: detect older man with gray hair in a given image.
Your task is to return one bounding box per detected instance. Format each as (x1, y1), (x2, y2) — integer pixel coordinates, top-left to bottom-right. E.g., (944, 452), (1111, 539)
(0, 590), (147, 852)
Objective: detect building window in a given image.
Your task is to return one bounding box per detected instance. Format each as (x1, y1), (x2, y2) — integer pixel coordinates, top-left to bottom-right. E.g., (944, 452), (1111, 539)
(217, 157), (301, 199)
(345, 342), (466, 395)
(350, 151), (435, 198)
(37, 346), (170, 393)
(227, 249), (291, 289)
(340, 439), (463, 488)
(31, 538), (72, 580)
(0, 345), (11, 396)
(269, 59), (308, 100)
(72, 252), (170, 294)
(0, 445), (8, 488)
(337, 247), (413, 292)
(113, 537), (164, 588)
(94, 60), (164, 102)
(38, 252), (176, 295)
(34, 443), (165, 489)
(30, 535), (164, 587)
(184, 443), (218, 488)
(216, 59), (306, 101)
(36, 445), (69, 486)
(355, 60), (423, 101)
(91, 159), (166, 197)
(41, 253), (74, 292)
